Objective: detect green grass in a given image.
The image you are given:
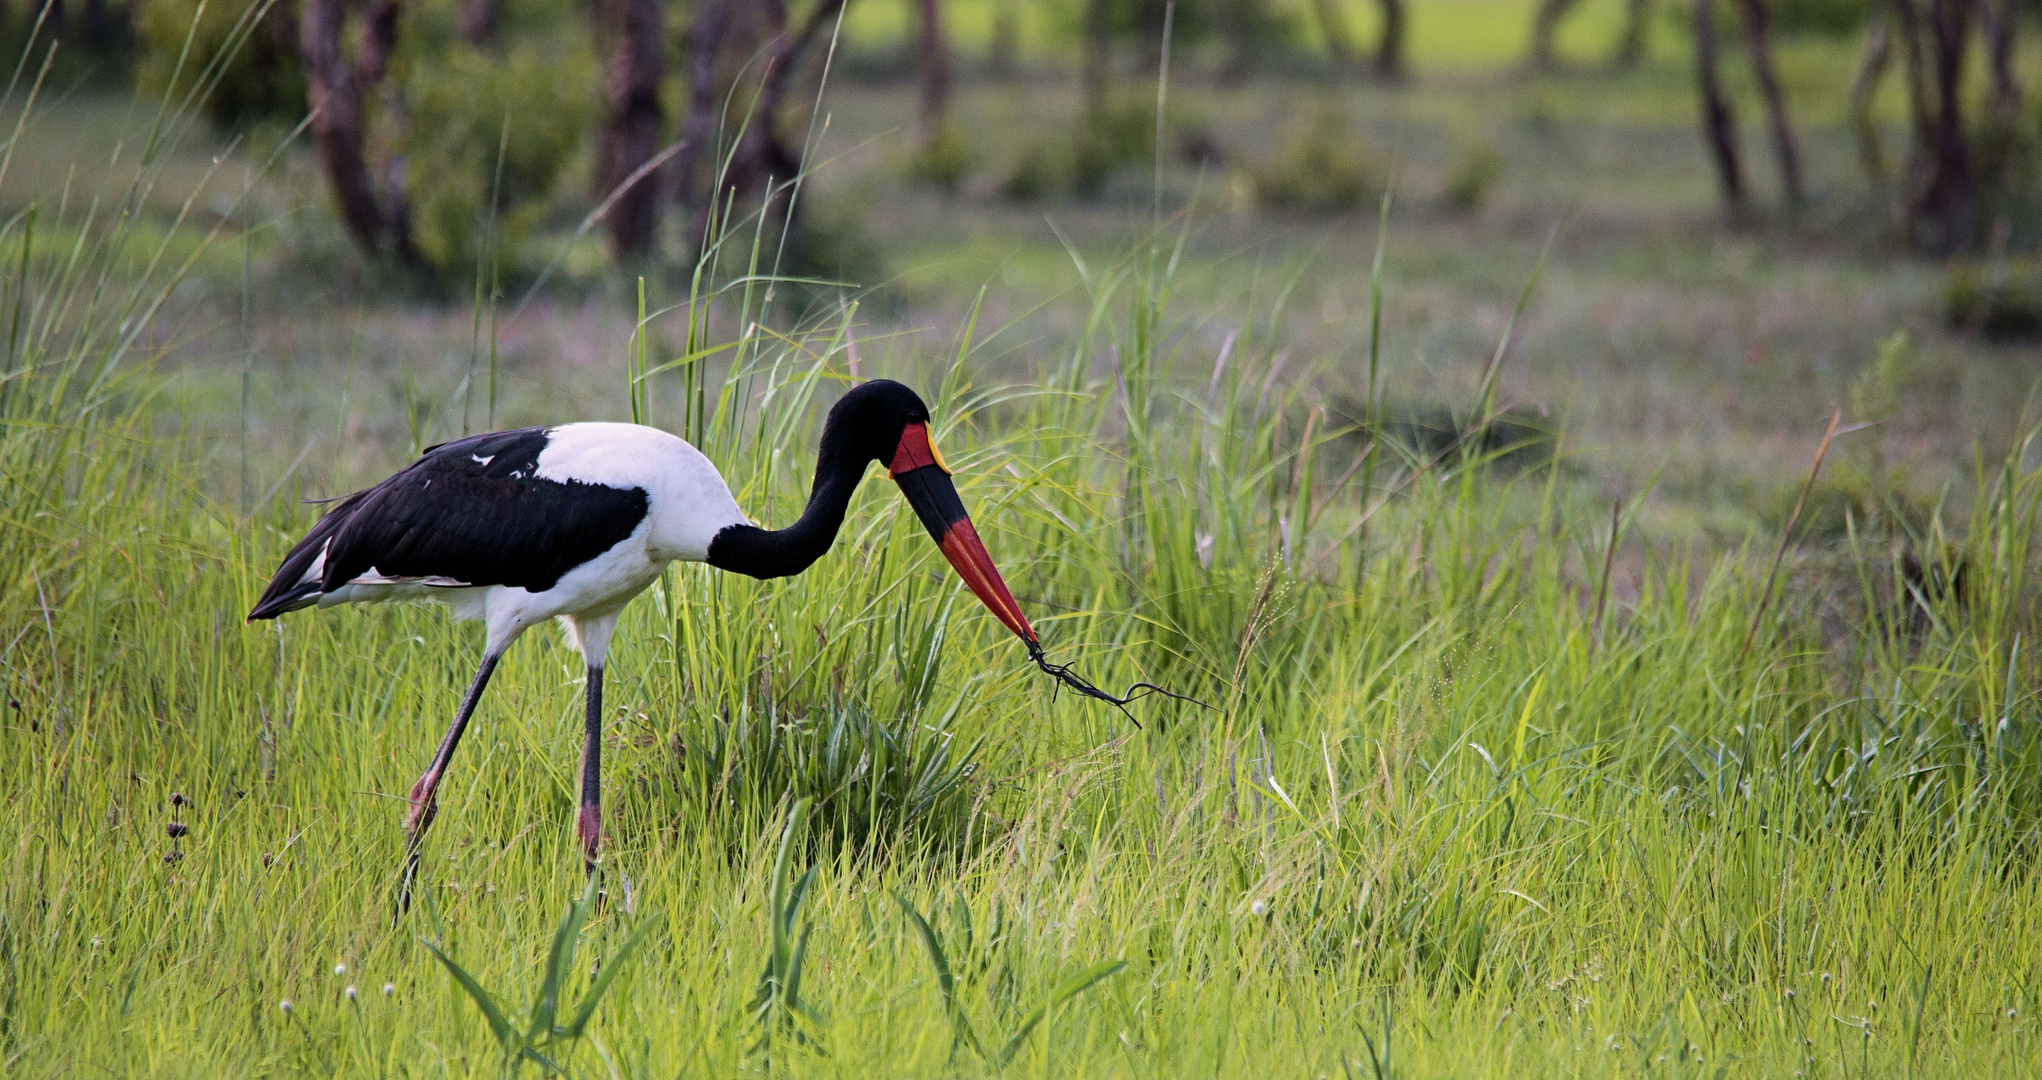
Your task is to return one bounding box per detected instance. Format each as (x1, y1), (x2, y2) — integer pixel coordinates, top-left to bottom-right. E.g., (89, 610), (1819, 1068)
(847, 0), (1649, 70)
(6, 120), (2042, 1077)
(6, 21), (2042, 1078)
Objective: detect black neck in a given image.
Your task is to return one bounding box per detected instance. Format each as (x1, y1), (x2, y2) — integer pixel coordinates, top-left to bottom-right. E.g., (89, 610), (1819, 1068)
(705, 444), (870, 580)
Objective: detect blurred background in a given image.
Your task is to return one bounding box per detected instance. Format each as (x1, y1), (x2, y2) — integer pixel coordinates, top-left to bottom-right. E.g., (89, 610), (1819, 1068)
(5, 11), (2042, 1068)
(3, 0), (2038, 543)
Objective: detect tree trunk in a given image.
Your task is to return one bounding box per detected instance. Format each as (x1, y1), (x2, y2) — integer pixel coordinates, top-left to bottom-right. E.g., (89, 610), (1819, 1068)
(301, 0), (420, 265)
(460, 0), (498, 45)
(1375, 0), (1406, 81)
(671, 0), (845, 253)
(1895, 0), (1974, 254)
(1082, 0), (1109, 122)
(1848, 11), (1892, 181)
(595, 0), (664, 260)
(1308, 0), (1355, 71)
(1694, 0), (1746, 212)
(83, 0), (118, 49)
(1733, 0), (1806, 205)
(1981, 0), (2021, 120)
(1610, 0), (1651, 69)
(988, 0), (1018, 79)
(270, 0), (301, 61)
(361, 0), (417, 262)
(669, 0), (737, 224)
(915, 0), (948, 151)
(725, 0), (840, 195)
(1529, 0), (1581, 70)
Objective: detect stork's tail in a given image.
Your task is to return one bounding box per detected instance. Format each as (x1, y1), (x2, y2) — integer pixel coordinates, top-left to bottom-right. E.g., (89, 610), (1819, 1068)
(248, 492), (366, 622)
(247, 578), (323, 621)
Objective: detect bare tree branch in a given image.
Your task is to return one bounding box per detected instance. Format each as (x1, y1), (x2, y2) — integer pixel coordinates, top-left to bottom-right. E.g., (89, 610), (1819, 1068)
(1734, 0), (1806, 204)
(595, 0), (665, 259)
(1694, 0), (1746, 212)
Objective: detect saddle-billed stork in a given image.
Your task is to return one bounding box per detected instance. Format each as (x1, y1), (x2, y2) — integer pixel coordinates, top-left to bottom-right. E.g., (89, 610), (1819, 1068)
(249, 380), (1057, 901)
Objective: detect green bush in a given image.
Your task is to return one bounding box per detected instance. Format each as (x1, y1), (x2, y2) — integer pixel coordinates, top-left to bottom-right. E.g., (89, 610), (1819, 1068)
(998, 136), (1074, 201)
(402, 43), (595, 275)
(1972, 104), (2042, 228)
(1946, 258), (2042, 339)
(1765, 457), (1927, 542)
(908, 125), (977, 193)
(995, 99), (1152, 202)
(1171, 111), (1226, 167)
(778, 198), (886, 298)
(1073, 99), (1154, 196)
(1768, 0), (1873, 36)
(1248, 109), (1374, 214)
(134, 0), (303, 128)
(1070, 0), (1294, 56)
(1442, 139), (1502, 214)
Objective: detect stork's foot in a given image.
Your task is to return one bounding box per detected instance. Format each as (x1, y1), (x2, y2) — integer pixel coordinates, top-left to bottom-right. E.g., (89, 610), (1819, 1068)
(393, 784), (441, 923)
(392, 850), (421, 924)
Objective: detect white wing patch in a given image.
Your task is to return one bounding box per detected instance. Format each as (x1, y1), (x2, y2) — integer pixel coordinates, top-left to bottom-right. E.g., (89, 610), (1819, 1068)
(301, 545), (329, 586)
(346, 572), (477, 589)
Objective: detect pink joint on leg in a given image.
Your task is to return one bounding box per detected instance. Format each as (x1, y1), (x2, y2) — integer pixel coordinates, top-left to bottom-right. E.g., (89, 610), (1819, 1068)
(405, 773), (441, 834)
(577, 805), (602, 861)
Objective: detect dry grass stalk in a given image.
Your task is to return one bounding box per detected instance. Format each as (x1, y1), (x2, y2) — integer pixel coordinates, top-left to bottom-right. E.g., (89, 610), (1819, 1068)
(1739, 409), (1843, 664)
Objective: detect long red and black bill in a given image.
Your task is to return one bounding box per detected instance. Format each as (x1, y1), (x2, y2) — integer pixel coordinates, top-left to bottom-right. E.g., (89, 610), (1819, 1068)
(889, 421), (1038, 648)
(888, 422), (1209, 721)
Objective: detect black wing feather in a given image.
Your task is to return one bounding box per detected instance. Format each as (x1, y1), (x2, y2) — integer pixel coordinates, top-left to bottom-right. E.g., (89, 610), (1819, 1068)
(246, 487), (374, 620)
(247, 428), (649, 621)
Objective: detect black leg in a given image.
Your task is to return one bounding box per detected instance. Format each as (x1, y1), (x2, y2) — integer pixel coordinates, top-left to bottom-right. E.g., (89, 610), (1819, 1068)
(577, 664), (604, 876)
(394, 652), (500, 920)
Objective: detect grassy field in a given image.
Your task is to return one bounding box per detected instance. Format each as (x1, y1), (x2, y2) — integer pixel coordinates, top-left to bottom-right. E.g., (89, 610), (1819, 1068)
(6, 14), (2042, 1077)
(847, 0), (1690, 69)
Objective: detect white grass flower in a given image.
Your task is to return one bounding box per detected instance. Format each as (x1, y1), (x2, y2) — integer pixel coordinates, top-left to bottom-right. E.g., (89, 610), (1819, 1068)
(279, 999), (292, 1015)
(333, 963), (347, 977)
(382, 983), (395, 998)
(1250, 899), (1269, 917)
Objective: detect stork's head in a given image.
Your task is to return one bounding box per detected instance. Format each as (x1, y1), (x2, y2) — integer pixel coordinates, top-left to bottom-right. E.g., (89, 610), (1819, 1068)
(824, 380), (1037, 648)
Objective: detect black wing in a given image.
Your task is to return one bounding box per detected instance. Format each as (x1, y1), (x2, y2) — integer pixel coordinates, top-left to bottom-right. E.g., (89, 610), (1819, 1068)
(248, 428), (649, 620)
